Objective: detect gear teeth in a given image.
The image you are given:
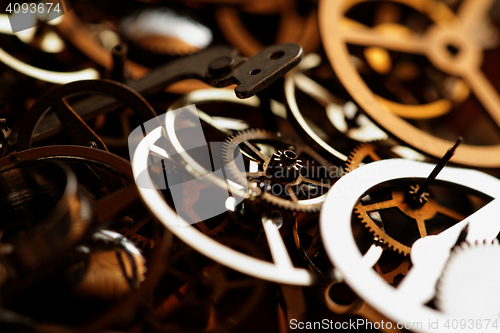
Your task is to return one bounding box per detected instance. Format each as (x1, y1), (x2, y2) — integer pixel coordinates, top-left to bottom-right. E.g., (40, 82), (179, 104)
(221, 128), (325, 213)
(436, 239), (500, 315)
(355, 203), (411, 256)
(345, 143), (372, 174)
(345, 141), (394, 174)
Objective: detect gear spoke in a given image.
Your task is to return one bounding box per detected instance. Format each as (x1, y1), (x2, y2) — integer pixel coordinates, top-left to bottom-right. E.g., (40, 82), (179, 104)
(150, 144), (170, 159)
(197, 108), (234, 136)
(287, 186), (299, 204)
(367, 150), (382, 162)
(375, 259), (410, 284)
(464, 68), (500, 129)
(247, 171), (266, 178)
(242, 140), (269, 162)
(223, 129), (337, 212)
(262, 218), (295, 269)
(301, 177), (331, 188)
(301, 145), (335, 168)
(339, 18), (427, 54)
(434, 203), (466, 221)
(457, 0), (495, 33)
(415, 218), (428, 238)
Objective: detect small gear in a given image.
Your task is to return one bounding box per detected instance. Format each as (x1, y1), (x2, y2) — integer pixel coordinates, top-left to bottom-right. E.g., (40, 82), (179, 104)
(345, 141), (425, 173)
(346, 143), (382, 173)
(436, 240), (500, 317)
(266, 150), (305, 183)
(344, 144), (416, 279)
(354, 188), (466, 255)
(347, 142), (446, 255)
(222, 128), (338, 212)
(348, 141), (474, 256)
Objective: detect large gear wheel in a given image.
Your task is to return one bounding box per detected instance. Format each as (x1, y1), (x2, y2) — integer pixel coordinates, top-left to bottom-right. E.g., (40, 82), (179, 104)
(436, 240), (500, 317)
(222, 128), (338, 212)
(320, 0), (500, 167)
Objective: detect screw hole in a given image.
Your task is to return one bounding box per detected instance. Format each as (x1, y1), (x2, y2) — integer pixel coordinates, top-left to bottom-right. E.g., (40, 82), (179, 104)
(250, 69), (261, 75)
(269, 51), (285, 60)
(446, 44), (460, 56)
(284, 150), (297, 159)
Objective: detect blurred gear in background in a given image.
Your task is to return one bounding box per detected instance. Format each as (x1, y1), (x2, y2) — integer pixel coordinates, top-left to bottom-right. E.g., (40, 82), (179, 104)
(0, 0), (500, 332)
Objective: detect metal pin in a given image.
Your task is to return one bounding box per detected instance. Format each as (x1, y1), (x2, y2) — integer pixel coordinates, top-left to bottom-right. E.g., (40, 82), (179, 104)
(111, 43), (128, 82)
(411, 137), (463, 205)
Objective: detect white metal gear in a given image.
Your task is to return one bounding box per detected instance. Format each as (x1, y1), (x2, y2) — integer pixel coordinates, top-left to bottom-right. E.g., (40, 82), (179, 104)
(320, 159), (500, 332)
(436, 240), (500, 318)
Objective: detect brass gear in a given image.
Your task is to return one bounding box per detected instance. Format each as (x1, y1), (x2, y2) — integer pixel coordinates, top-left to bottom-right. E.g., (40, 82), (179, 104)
(345, 141), (425, 173)
(354, 189), (466, 255)
(215, 0), (320, 56)
(222, 128), (338, 212)
(321, 0), (471, 120)
(346, 143), (382, 173)
(346, 144), (416, 279)
(320, 0), (500, 167)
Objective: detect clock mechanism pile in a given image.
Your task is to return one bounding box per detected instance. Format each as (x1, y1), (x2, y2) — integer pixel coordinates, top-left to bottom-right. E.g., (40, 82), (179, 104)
(0, 0), (500, 332)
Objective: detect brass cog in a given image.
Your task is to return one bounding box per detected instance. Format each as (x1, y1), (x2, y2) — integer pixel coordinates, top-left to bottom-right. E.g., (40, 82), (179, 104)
(345, 141), (425, 173)
(354, 189), (466, 255)
(222, 128), (338, 212)
(322, 0), (470, 120)
(346, 143), (382, 173)
(346, 142), (466, 256)
(345, 142), (413, 279)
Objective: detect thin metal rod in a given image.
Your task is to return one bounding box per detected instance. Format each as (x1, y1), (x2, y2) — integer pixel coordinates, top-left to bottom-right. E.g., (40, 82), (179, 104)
(414, 137), (463, 200)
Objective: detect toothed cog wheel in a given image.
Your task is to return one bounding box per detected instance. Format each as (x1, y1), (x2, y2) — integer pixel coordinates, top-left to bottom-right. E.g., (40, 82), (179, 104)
(354, 190), (466, 256)
(436, 240), (500, 318)
(345, 142), (462, 256)
(345, 142), (425, 174)
(222, 129), (338, 212)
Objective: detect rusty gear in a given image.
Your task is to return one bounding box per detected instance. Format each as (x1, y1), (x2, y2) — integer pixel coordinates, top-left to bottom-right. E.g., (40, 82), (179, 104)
(354, 189), (466, 255)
